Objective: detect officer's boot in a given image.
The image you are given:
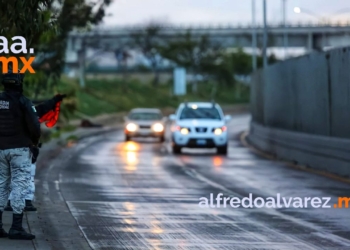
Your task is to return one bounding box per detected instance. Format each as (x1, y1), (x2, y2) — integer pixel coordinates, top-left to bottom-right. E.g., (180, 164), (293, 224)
(4, 200), (13, 211)
(0, 211), (8, 237)
(24, 200), (37, 212)
(8, 213), (35, 240)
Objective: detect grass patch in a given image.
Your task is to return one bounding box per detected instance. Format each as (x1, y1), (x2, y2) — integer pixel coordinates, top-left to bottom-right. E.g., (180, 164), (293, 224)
(50, 130), (61, 139)
(61, 124), (77, 133)
(57, 77), (250, 118)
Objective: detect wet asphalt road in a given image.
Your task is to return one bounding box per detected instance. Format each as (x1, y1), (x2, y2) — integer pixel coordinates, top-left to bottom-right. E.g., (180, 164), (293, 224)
(36, 114), (350, 250)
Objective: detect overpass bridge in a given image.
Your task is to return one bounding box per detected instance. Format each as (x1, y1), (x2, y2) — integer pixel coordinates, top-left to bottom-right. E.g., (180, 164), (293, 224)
(67, 23), (350, 55)
(65, 23), (350, 86)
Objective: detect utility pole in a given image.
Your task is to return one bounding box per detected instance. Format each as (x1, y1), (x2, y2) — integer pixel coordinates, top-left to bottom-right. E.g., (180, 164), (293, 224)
(283, 0), (288, 59)
(252, 0), (257, 71)
(263, 0), (268, 68)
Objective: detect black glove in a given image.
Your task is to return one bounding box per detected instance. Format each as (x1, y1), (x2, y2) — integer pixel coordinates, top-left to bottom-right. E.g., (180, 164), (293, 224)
(30, 146), (40, 164)
(53, 94), (67, 104)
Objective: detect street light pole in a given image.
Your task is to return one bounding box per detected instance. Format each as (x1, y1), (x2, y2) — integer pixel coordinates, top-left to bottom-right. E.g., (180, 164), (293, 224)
(283, 0), (288, 59)
(263, 0), (268, 68)
(252, 0), (257, 71)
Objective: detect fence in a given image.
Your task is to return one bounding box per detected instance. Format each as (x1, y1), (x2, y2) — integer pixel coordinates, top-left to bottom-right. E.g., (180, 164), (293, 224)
(251, 46), (350, 139)
(248, 46), (350, 177)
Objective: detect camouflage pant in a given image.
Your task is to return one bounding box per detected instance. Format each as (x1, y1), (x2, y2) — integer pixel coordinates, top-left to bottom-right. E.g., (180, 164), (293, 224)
(0, 148), (32, 214)
(8, 163), (36, 201)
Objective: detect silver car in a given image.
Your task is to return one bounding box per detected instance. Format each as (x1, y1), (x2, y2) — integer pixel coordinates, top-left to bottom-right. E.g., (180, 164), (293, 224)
(124, 108), (166, 142)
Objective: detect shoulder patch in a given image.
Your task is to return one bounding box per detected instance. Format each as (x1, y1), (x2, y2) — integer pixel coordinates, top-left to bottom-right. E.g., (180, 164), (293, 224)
(0, 100), (10, 110)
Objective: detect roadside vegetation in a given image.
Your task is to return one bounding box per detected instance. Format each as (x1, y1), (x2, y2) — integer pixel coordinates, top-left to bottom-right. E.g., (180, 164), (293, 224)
(57, 77), (250, 119)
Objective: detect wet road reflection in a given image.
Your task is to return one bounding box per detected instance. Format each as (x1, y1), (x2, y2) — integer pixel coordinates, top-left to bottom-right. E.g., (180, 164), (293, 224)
(117, 141), (141, 172)
(212, 156), (223, 168)
(60, 115), (350, 249)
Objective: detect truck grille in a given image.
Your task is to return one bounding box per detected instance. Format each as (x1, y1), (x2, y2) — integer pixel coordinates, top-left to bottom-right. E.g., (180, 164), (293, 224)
(187, 138), (215, 147)
(195, 127), (208, 133)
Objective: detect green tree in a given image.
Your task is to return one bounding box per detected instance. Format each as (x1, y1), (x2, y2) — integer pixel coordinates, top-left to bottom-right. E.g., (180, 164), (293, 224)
(159, 32), (280, 89)
(158, 31), (221, 92)
(1, 0), (113, 123)
(0, 0), (56, 50)
(199, 48), (248, 87)
(0, 0), (112, 95)
(33, 0), (112, 90)
(206, 49), (279, 87)
(131, 23), (164, 86)
(34, 0), (113, 121)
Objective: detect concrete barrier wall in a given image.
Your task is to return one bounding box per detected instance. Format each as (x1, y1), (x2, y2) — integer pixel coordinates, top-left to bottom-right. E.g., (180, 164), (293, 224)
(248, 122), (350, 177)
(249, 46), (350, 176)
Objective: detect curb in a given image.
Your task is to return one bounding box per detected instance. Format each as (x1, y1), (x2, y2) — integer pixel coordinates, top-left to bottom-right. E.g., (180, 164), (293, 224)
(241, 131), (350, 185)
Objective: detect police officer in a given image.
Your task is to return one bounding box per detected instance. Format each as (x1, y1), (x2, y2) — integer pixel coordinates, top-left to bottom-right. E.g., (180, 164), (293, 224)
(4, 94), (66, 212)
(4, 163), (38, 211)
(0, 69), (40, 240)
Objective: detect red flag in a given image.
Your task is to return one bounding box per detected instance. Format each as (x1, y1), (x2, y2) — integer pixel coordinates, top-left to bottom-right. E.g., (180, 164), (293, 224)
(39, 101), (62, 128)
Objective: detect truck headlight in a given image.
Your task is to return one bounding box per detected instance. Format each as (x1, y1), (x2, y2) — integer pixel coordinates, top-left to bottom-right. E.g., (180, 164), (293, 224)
(214, 128), (222, 135)
(126, 123), (138, 132)
(180, 128), (189, 135)
(152, 123), (164, 132)
(214, 126), (226, 135)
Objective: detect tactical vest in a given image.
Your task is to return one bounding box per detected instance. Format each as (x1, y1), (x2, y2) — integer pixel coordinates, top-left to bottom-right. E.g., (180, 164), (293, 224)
(0, 92), (32, 149)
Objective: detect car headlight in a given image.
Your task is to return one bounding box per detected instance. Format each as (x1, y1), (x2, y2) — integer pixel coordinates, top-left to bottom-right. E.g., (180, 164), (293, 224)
(152, 123), (164, 132)
(126, 123), (138, 132)
(180, 128), (189, 135)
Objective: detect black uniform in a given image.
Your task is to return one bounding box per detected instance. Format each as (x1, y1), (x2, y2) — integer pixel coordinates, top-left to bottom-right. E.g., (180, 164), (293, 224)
(0, 91), (41, 150)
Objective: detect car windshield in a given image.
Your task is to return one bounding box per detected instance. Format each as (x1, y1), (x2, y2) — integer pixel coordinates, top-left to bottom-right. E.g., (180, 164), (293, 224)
(179, 107), (222, 120)
(129, 112), (162, 121)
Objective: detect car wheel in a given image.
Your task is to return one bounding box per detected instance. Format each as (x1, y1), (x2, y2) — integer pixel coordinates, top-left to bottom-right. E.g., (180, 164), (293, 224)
(125, 135), (131, 142)
(217, 145), (227, 155)
(172, 145), (182, 154)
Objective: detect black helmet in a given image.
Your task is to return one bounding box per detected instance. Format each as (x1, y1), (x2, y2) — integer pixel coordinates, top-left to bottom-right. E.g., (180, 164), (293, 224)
(1, 66), (24, 91)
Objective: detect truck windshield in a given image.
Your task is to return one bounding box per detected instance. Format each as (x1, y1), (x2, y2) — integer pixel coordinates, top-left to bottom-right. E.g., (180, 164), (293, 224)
(179, 107), (221, 120)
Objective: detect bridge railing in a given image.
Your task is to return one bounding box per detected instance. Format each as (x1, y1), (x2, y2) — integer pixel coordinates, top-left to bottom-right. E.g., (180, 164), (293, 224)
(68, 21), (350, 35)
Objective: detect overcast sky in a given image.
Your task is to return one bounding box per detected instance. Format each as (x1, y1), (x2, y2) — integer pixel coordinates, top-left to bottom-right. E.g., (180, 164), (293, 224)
(102, 0), (350, 26)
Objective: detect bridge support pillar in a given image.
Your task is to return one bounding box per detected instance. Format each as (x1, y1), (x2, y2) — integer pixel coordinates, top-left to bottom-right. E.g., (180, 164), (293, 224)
(67, 37), (73, 51)
(307, 32), (313, 53)
(78, 48), (86, 88)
